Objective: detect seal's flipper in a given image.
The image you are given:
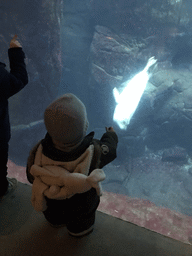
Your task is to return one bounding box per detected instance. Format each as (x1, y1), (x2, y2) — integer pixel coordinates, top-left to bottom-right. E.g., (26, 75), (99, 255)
(113, 87), (120, 103)
(145, 56), (157, 71)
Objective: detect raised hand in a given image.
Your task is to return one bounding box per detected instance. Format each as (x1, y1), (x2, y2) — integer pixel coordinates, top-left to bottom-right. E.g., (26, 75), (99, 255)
(105, 126), (115, 132)
(9, 35), (22, 48)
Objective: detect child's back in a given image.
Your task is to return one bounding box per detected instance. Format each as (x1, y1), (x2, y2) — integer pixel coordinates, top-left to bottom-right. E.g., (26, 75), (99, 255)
(26, 93), (118, 237)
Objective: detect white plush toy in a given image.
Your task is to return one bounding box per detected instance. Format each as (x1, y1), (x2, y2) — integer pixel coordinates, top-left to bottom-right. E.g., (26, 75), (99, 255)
(30, 164), (106, 212)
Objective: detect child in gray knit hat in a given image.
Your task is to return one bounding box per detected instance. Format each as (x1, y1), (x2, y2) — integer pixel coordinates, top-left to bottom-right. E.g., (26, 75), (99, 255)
(26, 93), (118, 237)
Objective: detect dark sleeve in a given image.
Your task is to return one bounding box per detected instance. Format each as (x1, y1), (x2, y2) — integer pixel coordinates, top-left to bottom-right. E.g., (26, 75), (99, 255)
(0, 48), (28, 100)
(99, 131), (118, 168)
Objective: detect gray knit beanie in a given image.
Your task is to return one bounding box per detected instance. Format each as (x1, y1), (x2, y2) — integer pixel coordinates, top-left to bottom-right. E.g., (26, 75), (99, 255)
(44, 93), (89, 152)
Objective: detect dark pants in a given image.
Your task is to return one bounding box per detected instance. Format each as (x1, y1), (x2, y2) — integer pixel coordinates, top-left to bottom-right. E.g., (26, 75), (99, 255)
(0, 145), (9, 196)
(43, 188), (100, 234)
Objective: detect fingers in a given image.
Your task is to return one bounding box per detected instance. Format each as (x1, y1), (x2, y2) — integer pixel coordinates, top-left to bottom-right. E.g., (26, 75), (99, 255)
(105, 126), (115, 132)
(9, 34), (22, 48)
(12, 34), (18, 40)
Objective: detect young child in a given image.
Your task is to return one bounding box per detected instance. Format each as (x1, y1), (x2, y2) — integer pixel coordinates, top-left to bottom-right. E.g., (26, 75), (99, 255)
(26, 93), (118, 237)
(0, 35), (28, 198)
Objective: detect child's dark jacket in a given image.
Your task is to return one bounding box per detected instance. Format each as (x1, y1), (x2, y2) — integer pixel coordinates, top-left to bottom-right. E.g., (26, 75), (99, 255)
(0, 48), (28, 148)
(26, 130), (118, 213)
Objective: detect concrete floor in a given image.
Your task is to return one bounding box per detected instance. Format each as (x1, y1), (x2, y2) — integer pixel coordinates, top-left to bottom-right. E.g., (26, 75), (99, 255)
(0, 182), (192, 256)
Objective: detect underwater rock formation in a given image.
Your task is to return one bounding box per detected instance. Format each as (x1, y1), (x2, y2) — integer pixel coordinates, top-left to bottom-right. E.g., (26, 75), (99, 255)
(90, 25), (147, 86)
(102, 149), (192, 217)
(161, 146), (188, 163)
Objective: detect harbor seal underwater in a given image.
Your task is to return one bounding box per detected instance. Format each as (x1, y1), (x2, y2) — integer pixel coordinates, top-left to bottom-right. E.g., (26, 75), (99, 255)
(113, 56), (157, 130)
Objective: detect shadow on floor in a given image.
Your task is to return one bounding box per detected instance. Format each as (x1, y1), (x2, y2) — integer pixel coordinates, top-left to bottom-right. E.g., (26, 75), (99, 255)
(0, 182), (191, 256)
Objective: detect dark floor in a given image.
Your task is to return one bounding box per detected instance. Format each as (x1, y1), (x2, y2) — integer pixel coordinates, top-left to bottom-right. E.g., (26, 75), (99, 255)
(0, 182), (191, 256)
